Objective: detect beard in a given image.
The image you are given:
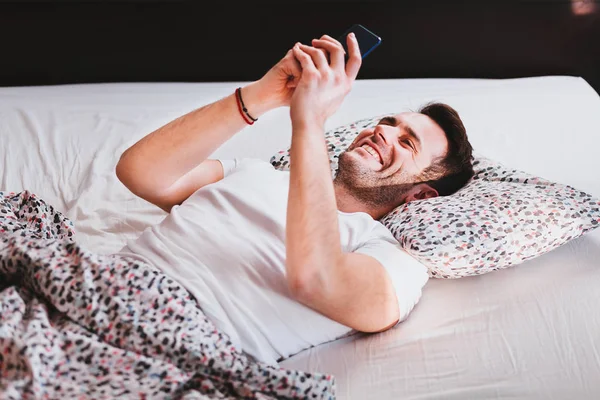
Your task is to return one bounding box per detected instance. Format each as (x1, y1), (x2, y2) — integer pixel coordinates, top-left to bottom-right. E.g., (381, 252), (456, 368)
(334, 150), (416, 211)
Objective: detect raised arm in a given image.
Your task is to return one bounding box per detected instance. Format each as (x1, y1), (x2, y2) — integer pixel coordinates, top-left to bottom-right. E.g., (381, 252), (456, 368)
(116, 49), (302, 212)
(286, 34), (401, 332)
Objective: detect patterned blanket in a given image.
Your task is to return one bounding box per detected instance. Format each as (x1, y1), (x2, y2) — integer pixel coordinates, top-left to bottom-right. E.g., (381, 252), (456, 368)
(0, 190), (336, 399)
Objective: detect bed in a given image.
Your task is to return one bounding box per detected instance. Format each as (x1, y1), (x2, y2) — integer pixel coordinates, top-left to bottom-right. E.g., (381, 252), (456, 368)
(2, 1), (600, 399)
(2, 76), (600, 399)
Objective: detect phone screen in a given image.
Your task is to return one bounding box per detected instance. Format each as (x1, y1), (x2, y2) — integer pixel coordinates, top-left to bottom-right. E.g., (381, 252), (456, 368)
(337, 24), (382, 59)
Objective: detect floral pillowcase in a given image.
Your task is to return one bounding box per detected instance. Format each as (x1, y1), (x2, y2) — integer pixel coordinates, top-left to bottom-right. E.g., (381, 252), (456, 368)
(270, 115), (600, 278)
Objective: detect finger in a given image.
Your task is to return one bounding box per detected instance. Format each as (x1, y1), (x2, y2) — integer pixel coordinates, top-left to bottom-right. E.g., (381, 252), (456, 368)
(345, 33), (362, 80)
(320, 35), (347, 57)
(310, 39), (332, 64)
(292, 43), (318, 75)
(298, 43), (329, 71)
(320, 34), (343, 47)
(311, 39), (344, 70)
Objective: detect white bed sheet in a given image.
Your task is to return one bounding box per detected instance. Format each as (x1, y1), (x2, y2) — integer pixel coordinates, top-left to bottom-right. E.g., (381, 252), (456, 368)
(1, 76), (599, 399)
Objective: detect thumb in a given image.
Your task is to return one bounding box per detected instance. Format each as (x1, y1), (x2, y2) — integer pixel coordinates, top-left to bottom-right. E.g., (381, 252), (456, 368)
(286, 76), (298, 89)
(283, 52), (303, 84)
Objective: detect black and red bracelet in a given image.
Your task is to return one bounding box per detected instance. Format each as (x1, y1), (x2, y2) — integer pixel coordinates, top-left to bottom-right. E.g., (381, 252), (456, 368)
(235, 89), (253, 125)
(235, 87), (258, 125)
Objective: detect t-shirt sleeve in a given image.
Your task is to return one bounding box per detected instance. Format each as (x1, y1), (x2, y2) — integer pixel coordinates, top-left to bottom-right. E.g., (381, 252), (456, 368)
(217, 159), (238, 178)
(353, 234), (429, 327)
(217, 158), (271, 178)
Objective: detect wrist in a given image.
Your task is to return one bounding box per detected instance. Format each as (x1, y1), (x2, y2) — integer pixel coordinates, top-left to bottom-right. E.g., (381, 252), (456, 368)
(291, 117), (325, 136)
(241, 81), (279, 118)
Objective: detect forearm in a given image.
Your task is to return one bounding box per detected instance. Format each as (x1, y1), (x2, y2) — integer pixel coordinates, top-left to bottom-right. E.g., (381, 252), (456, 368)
(286, 121), (343, 294)
(116, 81), (275, 194)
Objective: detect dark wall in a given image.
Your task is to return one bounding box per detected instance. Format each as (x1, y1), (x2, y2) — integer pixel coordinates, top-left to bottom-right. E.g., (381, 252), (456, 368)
(1, 1), (599, 94)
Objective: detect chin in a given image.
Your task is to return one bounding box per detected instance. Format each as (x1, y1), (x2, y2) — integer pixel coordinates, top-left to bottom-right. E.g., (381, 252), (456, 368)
(338, 151), (359, 173)
(337, 152), (374, 184)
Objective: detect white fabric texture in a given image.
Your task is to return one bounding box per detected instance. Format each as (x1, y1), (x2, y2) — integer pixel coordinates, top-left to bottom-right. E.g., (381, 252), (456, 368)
(116, 157), (428, 365)
(1, 76), (599, 398)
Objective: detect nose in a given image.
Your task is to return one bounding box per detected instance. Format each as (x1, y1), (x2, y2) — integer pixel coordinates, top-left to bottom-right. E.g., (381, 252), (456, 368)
(373, 125), (392, 146)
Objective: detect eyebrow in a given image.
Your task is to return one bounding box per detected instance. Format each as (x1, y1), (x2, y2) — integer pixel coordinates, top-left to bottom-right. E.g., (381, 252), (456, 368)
(378, 116), (422, 151)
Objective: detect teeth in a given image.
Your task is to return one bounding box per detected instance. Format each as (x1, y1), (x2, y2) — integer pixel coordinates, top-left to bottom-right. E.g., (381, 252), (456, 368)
(361, 144), (382, 164)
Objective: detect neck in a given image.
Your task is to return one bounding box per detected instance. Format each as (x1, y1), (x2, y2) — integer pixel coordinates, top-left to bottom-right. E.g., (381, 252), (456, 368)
(333, 181), (392, 220)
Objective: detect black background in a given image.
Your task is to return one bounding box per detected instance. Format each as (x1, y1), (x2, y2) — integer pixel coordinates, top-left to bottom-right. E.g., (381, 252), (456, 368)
(1, 0), (599, 94)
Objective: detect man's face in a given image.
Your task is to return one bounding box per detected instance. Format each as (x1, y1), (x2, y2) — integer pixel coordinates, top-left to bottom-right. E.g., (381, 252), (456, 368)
(335, 112), (449, 208)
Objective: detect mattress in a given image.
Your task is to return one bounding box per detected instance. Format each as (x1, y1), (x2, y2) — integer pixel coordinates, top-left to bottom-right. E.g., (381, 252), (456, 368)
(1, 76), (599, 399)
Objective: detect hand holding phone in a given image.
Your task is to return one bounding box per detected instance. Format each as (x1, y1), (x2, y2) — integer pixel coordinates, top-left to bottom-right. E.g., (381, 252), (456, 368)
(254, 25), (378, 112)
(337, 24), (382, 60)
(289, 30), (365, 126)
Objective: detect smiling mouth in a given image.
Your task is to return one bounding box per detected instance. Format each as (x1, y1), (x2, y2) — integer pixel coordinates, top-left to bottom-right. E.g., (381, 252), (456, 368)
(357, 143), (383, 165)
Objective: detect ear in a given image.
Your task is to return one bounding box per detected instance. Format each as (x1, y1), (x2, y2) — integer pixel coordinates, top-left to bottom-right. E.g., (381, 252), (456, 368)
(404, 183), (439, 204)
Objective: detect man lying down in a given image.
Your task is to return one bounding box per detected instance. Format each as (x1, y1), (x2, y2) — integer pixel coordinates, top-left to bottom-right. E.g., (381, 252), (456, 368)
(116, 33), (474, 366)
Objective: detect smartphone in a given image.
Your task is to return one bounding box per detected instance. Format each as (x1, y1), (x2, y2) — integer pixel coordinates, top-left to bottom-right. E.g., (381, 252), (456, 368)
(337, 24), (382, 59)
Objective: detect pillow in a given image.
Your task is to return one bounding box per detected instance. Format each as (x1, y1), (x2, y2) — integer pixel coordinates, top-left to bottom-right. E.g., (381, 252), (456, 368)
(270, 115), (600, 279)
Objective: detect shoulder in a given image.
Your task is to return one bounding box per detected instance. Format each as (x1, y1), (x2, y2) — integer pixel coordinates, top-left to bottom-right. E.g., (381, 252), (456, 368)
(354, 222), (428, 291)
(340, 211), (399, 247)
(353, 231), (429, 324)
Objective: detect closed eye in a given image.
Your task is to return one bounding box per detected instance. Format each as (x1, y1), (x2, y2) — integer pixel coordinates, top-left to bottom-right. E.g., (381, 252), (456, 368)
(401, 138), (415, 151)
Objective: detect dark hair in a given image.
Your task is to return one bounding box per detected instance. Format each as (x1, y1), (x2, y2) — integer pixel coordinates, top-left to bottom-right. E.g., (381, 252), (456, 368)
(417, 102), (474, 196)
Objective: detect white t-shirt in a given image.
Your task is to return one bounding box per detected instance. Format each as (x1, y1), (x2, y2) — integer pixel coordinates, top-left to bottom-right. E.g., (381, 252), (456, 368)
(115, 158), (429, 366)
